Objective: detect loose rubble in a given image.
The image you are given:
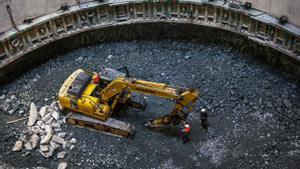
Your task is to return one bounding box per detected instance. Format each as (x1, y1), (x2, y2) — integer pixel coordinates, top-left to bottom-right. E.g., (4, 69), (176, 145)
(12, 101), (77, 160)
(70, 138), (77, 144)
(12, 140), (23, 151)
(57, 162), (67, 169)
(52, 135), (65, 145)
(57, 151), (67, 159)
(27, 102), (38, 126)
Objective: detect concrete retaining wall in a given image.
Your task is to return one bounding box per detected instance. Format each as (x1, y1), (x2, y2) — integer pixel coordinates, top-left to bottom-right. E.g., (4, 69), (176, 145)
(0, 22), (299, 84)
(243, 0), (300, 27)
(0, 0), (299, 84)
(1, 0), (300, 32)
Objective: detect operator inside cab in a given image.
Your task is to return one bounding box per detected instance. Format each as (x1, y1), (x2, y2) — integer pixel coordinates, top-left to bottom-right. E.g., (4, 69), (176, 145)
(93, 74), (100, 84)
(180, 122), (191, 144)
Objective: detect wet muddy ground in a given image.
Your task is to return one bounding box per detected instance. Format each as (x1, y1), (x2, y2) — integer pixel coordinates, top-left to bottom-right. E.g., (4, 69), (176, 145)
(0, 40), (299, 169)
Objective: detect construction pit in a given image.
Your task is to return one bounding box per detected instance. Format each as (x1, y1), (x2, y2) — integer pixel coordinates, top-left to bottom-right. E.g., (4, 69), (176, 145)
(0, 1), (300, 169)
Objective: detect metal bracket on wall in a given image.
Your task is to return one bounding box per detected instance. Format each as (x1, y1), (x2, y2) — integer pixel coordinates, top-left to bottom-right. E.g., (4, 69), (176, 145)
(6, 4), (18, 31)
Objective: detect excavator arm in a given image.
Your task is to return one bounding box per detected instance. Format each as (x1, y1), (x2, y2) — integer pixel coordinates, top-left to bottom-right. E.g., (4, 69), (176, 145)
(100, 77), (199, 127)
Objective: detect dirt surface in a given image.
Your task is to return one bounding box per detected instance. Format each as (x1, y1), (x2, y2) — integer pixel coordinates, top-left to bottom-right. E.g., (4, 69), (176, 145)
(0, 40), (299, 169)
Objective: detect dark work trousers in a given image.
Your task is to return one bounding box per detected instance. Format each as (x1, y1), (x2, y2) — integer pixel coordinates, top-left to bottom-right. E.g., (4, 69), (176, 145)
(201, 119), (208, 130)
(183, 133), (189, 144)
(201, 111), (208, 130)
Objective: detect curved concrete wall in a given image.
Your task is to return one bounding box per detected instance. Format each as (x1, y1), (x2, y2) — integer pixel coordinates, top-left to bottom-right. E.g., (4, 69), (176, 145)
(245, 0), (300, 27)
(1, 0), (300, 32)
(0, 0), (299, 84)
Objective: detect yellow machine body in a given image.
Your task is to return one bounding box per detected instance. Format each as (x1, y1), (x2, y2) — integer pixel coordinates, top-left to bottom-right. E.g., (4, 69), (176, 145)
(59, 69), (113, 121)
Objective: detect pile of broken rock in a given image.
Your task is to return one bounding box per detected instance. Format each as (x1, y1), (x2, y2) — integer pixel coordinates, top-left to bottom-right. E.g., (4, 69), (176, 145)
(12, 101), (76, 164)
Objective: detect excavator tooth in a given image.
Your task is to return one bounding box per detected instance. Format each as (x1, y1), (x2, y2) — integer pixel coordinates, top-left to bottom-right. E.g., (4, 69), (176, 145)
(144, 120), (154, 128)
(144, 114), (180, 128)
(144, 119), (170, 128)
(144, 122), (175, 128)
(144, 123), (164, 128)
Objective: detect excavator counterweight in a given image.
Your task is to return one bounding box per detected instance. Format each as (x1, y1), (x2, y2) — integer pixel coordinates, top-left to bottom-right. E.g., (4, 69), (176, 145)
(58, 68), (199, 137)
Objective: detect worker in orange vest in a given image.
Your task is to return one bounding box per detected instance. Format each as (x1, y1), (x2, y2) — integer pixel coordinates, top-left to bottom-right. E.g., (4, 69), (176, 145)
(180, 123), (191, 144)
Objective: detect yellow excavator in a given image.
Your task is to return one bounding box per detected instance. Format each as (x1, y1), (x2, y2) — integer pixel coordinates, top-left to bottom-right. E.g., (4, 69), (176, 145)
(58, 68), (199, 137)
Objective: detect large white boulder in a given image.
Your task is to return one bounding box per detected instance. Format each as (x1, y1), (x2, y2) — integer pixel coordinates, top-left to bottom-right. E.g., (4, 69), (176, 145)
(40, 145), (49, 152)
(42, 113), (51, 123)
(50, 141), (60, 150)
(38, 129), (46, 136)
(39, 106), (48, 118)
(57, 132), (66, 138)
(70, 144), (75, 151)
(57, 162), (67, 169)
(51, 111), (60, 121)
(12, 140), (23, 151)
(57, 151), (67, 159)
(39, 146), (54, 158)
(24, 142), (33, 151)
(40, 133), (53, 144)
(36, 120), (44, 127)
(70, 138), (77, 144)
(30, 134), (40, 149)
(45, 117), (54, 125)
(27, 102), (38, 126)
(52, 135), (65, 145)
(51, 122), (61, 129)
(45, 125), (53, 134)
(29, 126), (40, 135)
(50, 101), (59, 111)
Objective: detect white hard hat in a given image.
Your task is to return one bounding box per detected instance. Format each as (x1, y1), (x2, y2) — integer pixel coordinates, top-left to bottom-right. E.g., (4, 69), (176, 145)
(184, 124), (190, 128)
(201, 108), (206, 112)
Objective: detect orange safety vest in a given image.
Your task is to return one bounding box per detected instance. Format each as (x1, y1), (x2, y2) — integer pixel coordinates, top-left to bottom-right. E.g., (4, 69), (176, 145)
(184, 127), (191, 133)
(93, 75), (100, 84)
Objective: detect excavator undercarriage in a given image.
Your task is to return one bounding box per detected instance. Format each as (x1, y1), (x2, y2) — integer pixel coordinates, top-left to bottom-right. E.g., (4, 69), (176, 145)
(65, 113), (136, 137)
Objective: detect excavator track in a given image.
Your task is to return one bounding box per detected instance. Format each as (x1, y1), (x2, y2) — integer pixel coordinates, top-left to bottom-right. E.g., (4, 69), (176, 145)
(65, 113), (135, 138)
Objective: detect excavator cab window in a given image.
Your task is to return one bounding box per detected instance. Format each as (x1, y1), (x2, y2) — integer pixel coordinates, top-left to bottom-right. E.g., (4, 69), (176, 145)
(90, 78), (110, 97)
(98, 79), (110, 89)
(91, 86), (102, 98)
(89, 76), (111, 98)
(101, 68), (126, 81)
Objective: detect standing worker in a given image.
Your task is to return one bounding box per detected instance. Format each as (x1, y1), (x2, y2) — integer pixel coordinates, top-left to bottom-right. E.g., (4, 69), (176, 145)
(180, 122), (191, 144)
(200, 108), (208, 131)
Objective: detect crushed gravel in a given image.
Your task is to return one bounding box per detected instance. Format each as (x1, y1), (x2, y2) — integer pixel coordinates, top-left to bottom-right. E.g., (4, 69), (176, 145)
(0, 40), (299, 169)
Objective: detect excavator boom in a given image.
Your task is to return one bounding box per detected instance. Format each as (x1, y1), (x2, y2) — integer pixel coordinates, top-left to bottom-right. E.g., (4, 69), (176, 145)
(100, 76), (199, 127)
(101, 77), (181, 101)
